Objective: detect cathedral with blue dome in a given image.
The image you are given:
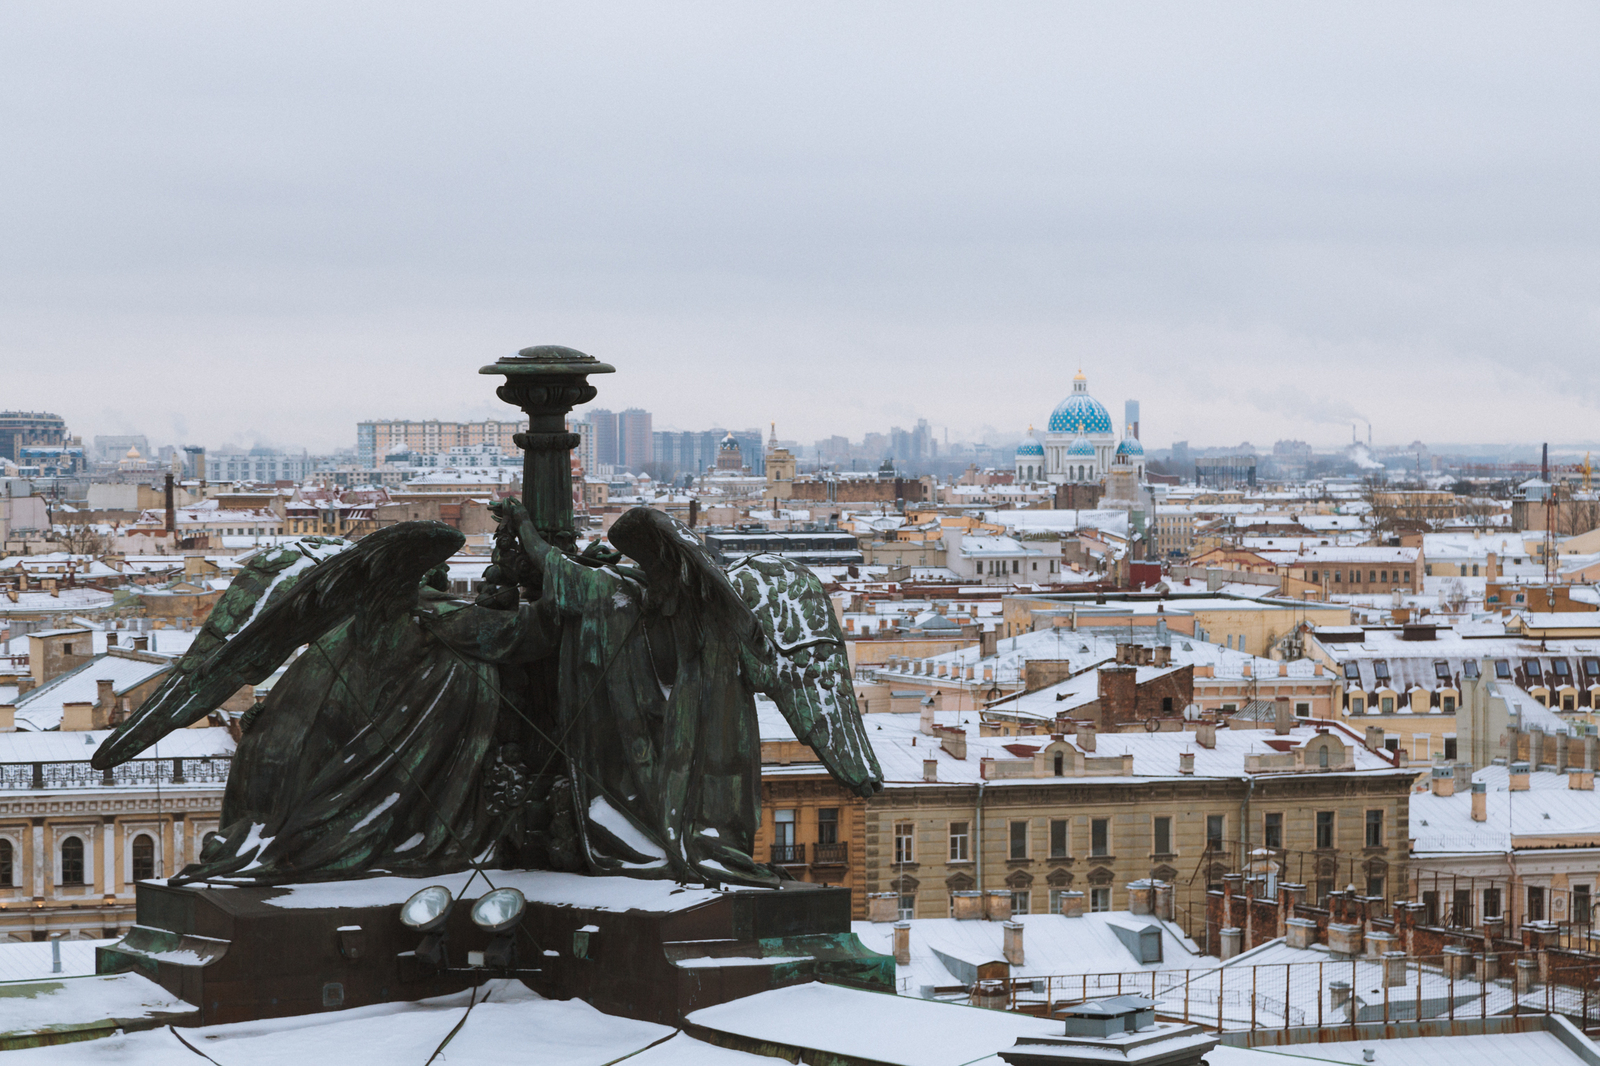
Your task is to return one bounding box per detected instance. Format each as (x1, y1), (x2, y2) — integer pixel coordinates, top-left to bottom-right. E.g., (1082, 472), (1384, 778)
(1014, 370), (1144, 485)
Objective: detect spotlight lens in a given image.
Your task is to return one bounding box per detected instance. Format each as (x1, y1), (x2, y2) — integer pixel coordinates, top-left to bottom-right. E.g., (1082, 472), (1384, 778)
(470, 888), (526, 933)
(400, 885), (454, 931)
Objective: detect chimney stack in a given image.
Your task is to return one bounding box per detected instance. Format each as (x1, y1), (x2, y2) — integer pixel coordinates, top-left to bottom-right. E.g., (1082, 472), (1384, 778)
(1510, 762), (1530, 791)
(1078, 724), (1096, 752)
(1430, 764), (1455, 797)
(893, 921), (911, 965)
(923, 758), (938, 783)
(0, 704), (13, 732)
(1195, 723), (1216, 749)
(1274, 697), (1293, 736)
(1002, 921), (1025, 966)
(1179, 751), (1195, 774)
(1471, 781), (1488, 821)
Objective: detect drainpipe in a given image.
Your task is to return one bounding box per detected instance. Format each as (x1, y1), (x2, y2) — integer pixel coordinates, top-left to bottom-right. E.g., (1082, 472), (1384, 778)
(975, 780), (986, 894)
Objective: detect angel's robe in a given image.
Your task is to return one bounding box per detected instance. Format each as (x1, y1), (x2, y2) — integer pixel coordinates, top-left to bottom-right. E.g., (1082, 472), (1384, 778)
(534, 544), (776, 886)
(171, 593), (557, 885)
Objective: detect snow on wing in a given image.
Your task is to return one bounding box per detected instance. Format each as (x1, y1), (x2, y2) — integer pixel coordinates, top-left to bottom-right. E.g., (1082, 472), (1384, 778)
(727, 554), (883, 797)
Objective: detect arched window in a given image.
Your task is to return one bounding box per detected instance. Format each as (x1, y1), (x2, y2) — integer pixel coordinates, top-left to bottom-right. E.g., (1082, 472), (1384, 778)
(0, 839), (12, 887)
(1319, 746), (1330, 769)
(131, 834), (155, 882)
(60, 836), (84, 886)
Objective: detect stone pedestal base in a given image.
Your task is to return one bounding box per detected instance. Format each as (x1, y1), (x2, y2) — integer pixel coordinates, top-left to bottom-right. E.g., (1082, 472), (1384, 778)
(97, 870), (892, 1027)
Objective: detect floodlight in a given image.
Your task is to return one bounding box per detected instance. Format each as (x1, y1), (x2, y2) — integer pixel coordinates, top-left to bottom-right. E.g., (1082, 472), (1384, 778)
(470, 888), (526, 934)
(399, 885), (454, 933)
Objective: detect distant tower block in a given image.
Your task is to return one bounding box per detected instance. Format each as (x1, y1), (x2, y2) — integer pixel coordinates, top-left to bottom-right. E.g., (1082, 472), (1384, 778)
(1124, 399), (1140, 441)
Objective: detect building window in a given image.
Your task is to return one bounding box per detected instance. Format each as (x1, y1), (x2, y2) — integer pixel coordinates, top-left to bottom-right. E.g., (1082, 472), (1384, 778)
(1009, 820), (1028, 860)
(1444, 736), (1458, 760)
(0, 839), (11, 887)
(1090, 887), (1111, 912)
(1442, 695), (1456, 713)
(1483, 887), (1501, 919)
(1264, 813), (1282, 850)
(1053, 751), (1065, 776)
(1380, 696), (1395, 713)
(1528, 886), (1546, 923)
(131, 834), (155, 882)
(949, 822), (970, 862)
(1365, 810), (1383, 848)
(1011, 891), (1030, 916)
(1295, 702), (1310, 717)
(1206, 814), (1224, 849)
(1091, 819), (1109, 857)
(1316, 811), (1334, 849)
(898, 893), (916, 920)
(774, 809), (796, 847)
(1351, 697), (1365, 714)
(894, 822), (915, 865)
(60, 836), (85, 885)
(817, 809), (839, 846)
(1367, 876), (1385, 898)
(1153, 816), (1171, 856)
(1049, 819), (1069, 859)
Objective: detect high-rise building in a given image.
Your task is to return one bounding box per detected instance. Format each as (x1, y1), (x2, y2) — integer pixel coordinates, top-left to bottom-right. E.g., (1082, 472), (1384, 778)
(617, 408), (653, 471)
(355, 419), (524, 468)
(0, 411), (67, 463)
(585, 409), (620, 469)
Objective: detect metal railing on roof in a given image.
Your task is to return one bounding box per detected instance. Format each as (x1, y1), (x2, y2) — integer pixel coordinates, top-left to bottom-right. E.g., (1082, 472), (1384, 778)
(0, 756), (229, 790)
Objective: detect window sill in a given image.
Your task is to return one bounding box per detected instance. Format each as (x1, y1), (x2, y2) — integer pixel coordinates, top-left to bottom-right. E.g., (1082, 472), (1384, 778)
(1151, 853), (1178, 862)
(1047, 856), (1074, 865)
(1088, 854), (1115, 862)
(945, 860), (974, 866)
(1004, 858), (1034, 867)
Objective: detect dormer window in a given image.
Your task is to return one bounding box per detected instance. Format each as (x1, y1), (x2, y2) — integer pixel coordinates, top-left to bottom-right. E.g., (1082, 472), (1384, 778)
(1553, 659), (1571, 678)
(1373, 661), (1390, 682)
(1495, 660), (1512, 679)
(1434, 661), (1451, 681)
(1462, 660), (1480, 679)
(1585, 658), (1600, 676)
(1525, 658), (1544, 680)
(1343, 663), (1361, 681)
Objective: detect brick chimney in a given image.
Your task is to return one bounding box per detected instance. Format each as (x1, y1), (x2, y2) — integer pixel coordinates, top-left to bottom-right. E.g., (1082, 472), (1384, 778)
(1274, 698), (1292, 735)
(1471, 781), (1488, 821)
(893, 921), (911, 965)
(1003, 921), (1025, 966)
(1195, 723), (1216, 749)
(1509, 762), (1530, 791)
(1179, 751), (1195, 774)
(1078, 724), (1096, 752)
(1430, 765), (1455, 797)
(95, 678), (116, 726)
(0, 704), (13, 732)
(923, 758), (938, 782)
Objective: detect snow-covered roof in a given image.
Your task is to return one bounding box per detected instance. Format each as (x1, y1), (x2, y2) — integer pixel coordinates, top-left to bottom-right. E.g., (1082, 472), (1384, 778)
(786, 711), (1403, 786)
(1412, 764), (1600, 854)
(0, 725), (233, 763)
(11, 652), (174, 731)
(853, 911), (1205, 994)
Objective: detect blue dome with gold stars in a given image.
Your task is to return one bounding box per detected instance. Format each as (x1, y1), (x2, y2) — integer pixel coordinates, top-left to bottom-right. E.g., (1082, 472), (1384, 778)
(1048, 371), (1113, 436)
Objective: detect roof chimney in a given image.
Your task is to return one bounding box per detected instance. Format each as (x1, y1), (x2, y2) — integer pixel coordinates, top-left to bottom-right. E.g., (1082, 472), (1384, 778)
(893, 921), (911, 965)
(1003, 921), (1025, 967)
(1195, 723), (1216, 749)
(1274, 698), (1293, 736)
(1509, 762), (1530, 791)
(1179, 751), (1195, 774)
(923, 758), (938, 782)
(1471, 781), (1487, 821)
(1430, 765), (1455, 797)
(1078, 724), (1096, 752)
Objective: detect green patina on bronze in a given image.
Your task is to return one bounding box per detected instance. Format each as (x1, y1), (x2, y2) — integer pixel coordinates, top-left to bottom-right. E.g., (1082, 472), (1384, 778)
(92, 347), (883, 890)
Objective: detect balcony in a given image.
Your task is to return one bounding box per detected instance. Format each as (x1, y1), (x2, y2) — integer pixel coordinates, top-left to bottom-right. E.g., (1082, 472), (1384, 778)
(770, 843), (807, 865)
(813, 842), (849, 866)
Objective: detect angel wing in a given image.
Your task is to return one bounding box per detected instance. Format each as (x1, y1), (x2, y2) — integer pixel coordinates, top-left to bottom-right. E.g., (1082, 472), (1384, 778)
(91, 522), (464, 770)
(727, 554), (884, 798)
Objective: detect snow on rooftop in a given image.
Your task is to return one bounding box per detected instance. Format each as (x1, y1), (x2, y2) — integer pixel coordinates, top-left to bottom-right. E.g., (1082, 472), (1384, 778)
(1412, 763), (1600, 854)
(1, 979), (775, 1065)
(226, 869), (761, 912)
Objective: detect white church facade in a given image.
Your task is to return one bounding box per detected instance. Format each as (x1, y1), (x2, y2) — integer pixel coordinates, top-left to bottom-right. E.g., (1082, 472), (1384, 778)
(1014, 371), (1144, 485)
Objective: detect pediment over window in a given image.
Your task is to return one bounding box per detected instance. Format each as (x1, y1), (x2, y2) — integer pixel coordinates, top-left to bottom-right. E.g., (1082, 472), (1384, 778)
(945, 871), (976, 892)
(1045, 867), (1075, 887)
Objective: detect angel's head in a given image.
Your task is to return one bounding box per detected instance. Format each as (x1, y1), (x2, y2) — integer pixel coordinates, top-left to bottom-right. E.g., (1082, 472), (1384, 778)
(608, 507), (754, 637)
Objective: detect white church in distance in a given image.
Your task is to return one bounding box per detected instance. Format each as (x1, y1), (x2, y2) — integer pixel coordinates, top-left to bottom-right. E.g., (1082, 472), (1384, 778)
(1014, 370), (1144, 485)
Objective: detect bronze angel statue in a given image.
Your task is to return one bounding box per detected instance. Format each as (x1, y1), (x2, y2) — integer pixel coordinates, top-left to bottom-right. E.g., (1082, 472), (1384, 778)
(92, 500), (882, 888)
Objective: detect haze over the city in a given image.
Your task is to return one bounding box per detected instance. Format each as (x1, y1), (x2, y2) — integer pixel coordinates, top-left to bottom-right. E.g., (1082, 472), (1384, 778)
(3, 2), (1597, 452)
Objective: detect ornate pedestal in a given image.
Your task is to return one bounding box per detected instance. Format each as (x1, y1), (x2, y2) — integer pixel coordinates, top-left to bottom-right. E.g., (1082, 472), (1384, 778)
(98, 872), (892, 1027)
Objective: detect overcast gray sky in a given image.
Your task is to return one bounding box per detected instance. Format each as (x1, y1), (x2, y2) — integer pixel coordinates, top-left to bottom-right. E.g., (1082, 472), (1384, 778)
(3, 2), (1597, 454)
